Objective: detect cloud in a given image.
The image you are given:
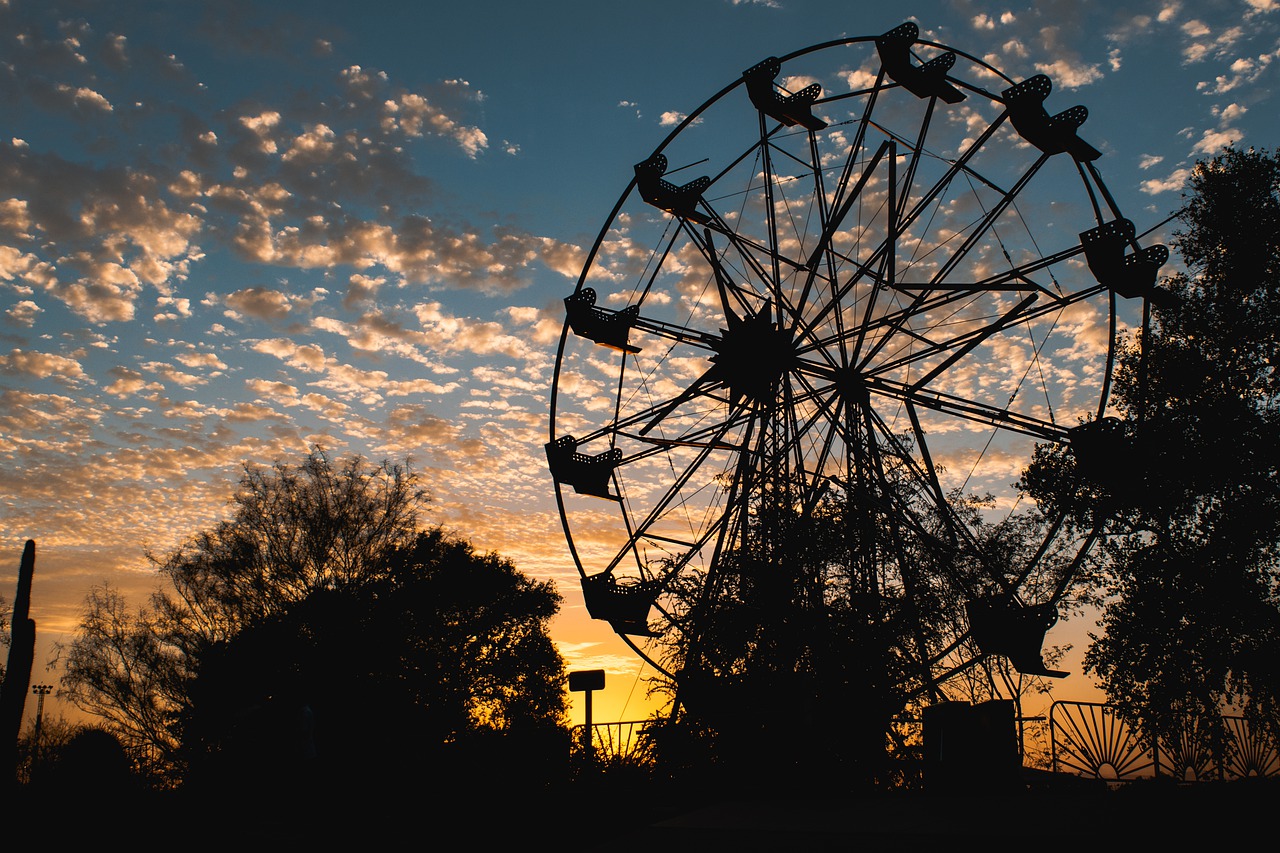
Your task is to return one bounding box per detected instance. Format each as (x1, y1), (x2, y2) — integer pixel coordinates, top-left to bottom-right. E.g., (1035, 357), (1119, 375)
(343, 273), (384, 310)
(1033, 26), (1105, 88)
(1195, 50), (1280, 94)
(246, 378), (299, 401)
(1191, 127), (1239, 155)
(232, 212), (579, 294)
(174, 351), (227, 370)
(0, 198), (33, 238)
(0, 348), (86, 381)
(224, 286), (318, 323)
(315, 362), (459, 402)
(339, 65), (490, 158)
(4, 299), (41, 326)
(281, 123), (336, 165)
(52, 83), (113, 112)
(238, 110), (282, 154)
(140, 360), (210, 388)
(840, 68), (880, 91)
(1140, 167), (1192, 195)
(384, 91), (488, 157)
(1215, 102), (1248, 122)
(0, 145), (203, 322)
(1033, 58), (1104, 88)
(104, 366), (154, 397)
(1180, 20), (1248, 65)
(252, 338), (328, 371)
(972, 13), (1017, 30)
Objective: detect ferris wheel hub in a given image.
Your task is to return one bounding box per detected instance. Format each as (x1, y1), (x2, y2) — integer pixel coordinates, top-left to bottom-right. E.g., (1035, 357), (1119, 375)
(709, 304), (798, 406)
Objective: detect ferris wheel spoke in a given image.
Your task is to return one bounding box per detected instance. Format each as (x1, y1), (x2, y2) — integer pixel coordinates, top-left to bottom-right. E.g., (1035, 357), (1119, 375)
(605, 407), (750, 575)
(870, 376), (1069, 442)
(792, 138), (896, 322)
(802, 109), (1013, 334)
(904, 399), (957, 537)
(870, 287), (1103, 383)
(797, 267), (1106, 374)
(848, 159), (1053, 373)
(694, 225), (770, 324)
(635, 373), (722, 437)
(864, 403), (994, 579)
(853, 405), (972, 591)
(904, 292), (1039, 392)
(927, 152), (1052, 287)
(825, 67), (890, 216)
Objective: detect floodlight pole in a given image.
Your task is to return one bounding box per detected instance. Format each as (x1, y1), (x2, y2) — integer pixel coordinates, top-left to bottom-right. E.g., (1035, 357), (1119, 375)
(31, 684), (52, 772)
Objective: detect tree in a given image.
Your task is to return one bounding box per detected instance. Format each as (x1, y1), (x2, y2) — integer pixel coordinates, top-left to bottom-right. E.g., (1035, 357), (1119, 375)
(181, 528), (567, 792)
(15, 711), (79, 785)
(648, 482), (1067, 791)
(60, 448), (568, 784)
(1021, 147), (1280, 752)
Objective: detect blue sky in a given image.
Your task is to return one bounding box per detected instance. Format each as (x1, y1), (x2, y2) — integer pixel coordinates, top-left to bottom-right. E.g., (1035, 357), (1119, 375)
(2, 0), (1278, 726)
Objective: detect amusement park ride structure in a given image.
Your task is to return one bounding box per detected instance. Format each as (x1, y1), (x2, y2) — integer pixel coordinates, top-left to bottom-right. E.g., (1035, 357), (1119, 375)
(548, 23), (1166, 711)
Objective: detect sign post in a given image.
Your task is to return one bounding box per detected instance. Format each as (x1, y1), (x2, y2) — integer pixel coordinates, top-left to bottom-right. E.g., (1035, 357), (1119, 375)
(568, 669), (605, 757)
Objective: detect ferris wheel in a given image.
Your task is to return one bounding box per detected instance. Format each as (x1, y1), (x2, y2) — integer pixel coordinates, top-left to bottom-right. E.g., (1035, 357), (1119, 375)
(547, 22), (1164, 708)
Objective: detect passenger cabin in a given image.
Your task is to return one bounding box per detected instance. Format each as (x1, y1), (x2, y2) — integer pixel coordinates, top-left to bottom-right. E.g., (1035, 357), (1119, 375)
(564, 287), (641, 353)
(634, 153), (711, 224)
(966, 594), (1068, 677)
(582, 571), (661, 636)
(1080, 219), (1170, 302)
(875, 22), (965, 104)
(545, 435), (622, 501)
(742, 56), (828, 131)
(1002, 74), (1100, 161)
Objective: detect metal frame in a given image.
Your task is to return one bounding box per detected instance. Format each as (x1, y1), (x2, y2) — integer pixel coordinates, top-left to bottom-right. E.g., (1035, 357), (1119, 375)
(1049, 700), (1280, 782)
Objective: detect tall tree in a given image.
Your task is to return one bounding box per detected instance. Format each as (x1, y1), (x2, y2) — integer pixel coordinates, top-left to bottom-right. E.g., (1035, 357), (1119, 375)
(649, 486), (1065, 789)
(60, 448), (567, 782)
(1022, 147), (1280, 752)
(180, 528), (567, 793)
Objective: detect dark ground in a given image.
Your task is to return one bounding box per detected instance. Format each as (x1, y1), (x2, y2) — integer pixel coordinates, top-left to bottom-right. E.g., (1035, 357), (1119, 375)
(9, 771), (1276, 848)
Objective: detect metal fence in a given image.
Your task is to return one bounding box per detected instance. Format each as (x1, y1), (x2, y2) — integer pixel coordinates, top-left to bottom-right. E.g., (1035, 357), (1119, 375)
(1049, 701), (1280, 782)
(573, 720), (654, 762)
(578, 704), (1280, 784)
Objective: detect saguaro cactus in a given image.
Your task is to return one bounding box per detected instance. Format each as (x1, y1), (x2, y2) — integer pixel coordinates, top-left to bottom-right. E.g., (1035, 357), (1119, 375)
(1, 540), (36, 782)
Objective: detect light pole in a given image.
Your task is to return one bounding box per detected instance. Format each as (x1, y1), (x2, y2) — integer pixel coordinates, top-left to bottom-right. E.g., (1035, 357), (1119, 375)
(31, 684), (52, 773)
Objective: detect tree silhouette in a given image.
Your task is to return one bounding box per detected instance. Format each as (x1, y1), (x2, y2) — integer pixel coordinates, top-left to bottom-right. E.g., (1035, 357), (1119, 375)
(649, 485), (1065, 791)
(1021, 147), (1280, 751)
(181, 528), (567, 793)
(60, 448), (568, 784)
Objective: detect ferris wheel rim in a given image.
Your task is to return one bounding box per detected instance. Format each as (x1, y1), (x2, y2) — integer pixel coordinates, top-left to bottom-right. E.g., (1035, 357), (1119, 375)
(548, 23), (1157, 697)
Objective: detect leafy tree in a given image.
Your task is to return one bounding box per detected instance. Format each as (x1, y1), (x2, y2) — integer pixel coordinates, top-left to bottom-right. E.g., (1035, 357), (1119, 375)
(181, 528), (567, 792)
(1021, 147), (1280, 751)
(15, 711), (79, 785)
(60, 448), (568, 784)
(649, 480), (1067, 791)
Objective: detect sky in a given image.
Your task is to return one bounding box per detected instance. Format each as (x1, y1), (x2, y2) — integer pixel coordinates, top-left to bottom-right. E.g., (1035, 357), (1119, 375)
(1, 0), (1278, 732)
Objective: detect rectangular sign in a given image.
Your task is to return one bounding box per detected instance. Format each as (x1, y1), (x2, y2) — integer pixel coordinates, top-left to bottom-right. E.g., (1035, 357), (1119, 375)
(568, 669), (605, 692)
